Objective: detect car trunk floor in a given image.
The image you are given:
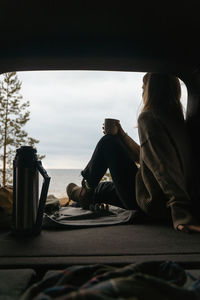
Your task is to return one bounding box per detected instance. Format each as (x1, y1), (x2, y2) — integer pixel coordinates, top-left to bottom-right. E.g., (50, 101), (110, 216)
(1, 223), (200, 270)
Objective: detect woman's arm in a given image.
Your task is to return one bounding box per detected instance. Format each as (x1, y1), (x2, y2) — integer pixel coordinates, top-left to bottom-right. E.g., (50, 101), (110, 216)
(117, 123), (140, 163)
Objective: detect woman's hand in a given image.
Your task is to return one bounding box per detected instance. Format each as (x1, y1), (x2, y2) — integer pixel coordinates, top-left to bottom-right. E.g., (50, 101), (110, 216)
(177, 224), (200, 233)
(115, 122), (126, 137)
(102, 121), (125, 136)
(102, 124), (106, 135)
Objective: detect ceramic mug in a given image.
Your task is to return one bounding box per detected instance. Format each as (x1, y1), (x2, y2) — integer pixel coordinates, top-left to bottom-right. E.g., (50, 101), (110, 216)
(104, 118), (120, 135)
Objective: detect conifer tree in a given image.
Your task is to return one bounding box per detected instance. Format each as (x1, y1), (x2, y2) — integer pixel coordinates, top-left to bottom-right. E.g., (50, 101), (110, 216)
(0, 72), (44, 186)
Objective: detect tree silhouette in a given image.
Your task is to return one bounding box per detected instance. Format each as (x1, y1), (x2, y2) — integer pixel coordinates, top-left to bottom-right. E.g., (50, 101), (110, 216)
(0, 72), (44, 186)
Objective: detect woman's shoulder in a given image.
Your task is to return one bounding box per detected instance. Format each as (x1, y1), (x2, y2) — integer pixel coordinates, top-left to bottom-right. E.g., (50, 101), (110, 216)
(137, 111), (168, 142)
(138, 111), (160, 128)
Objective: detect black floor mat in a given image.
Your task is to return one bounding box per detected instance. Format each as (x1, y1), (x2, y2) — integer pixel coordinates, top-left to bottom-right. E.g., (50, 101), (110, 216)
(1, 223), (200, 267)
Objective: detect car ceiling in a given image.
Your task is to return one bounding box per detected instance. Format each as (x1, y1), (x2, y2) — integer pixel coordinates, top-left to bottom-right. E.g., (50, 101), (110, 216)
(0, 1), (200, 76)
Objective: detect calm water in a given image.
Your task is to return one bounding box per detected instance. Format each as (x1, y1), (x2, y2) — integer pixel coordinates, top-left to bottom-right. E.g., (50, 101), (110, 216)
(40, 169), (82, 198)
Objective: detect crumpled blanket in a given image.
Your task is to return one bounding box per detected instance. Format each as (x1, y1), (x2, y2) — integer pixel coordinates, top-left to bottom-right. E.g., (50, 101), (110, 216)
(42, 205), (141, 229)
(21, 261), (200, 300)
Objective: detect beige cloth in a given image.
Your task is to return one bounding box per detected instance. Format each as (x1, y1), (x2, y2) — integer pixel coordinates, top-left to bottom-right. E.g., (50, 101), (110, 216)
(0, 186), (13, 228)
(136, 111), (197, 229)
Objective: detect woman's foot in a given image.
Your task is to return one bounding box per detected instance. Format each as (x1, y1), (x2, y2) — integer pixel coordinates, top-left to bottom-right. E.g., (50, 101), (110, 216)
(177, 224), (200, 233)
(66, 180), (93, 209)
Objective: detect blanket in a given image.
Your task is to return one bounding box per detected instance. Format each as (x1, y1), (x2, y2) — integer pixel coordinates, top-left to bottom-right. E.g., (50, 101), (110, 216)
(42, 205), (141, 229)
(21, 261), (200, 300)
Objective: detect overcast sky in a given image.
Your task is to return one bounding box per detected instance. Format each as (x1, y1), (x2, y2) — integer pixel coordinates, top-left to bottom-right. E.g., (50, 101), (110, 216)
(16, 71), (187, 169)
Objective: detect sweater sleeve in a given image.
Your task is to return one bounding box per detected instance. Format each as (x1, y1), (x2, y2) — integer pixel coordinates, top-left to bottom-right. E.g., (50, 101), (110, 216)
(138, 112), (197, 229)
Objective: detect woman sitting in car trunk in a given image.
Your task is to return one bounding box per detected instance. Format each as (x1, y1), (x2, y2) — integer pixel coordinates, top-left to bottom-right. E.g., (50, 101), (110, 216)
(67, 72), (200, 233)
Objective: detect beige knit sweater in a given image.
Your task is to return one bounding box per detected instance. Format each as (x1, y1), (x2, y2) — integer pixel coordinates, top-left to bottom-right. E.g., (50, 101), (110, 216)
(136, 111), (197, 229)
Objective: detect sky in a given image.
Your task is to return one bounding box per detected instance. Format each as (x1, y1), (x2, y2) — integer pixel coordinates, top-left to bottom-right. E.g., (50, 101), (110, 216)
(11, 71), (188, 169)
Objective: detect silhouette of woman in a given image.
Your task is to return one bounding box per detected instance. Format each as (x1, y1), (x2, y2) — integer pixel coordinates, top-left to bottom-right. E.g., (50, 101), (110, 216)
(67, 73), (200, 233)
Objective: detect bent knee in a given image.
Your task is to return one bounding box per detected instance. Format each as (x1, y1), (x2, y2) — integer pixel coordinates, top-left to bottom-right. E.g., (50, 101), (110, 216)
(97, 134), (122, 151)
(98, 134), (119, 145)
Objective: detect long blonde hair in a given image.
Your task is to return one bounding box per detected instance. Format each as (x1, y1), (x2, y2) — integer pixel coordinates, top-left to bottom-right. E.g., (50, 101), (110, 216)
(142, 73), (184, 120)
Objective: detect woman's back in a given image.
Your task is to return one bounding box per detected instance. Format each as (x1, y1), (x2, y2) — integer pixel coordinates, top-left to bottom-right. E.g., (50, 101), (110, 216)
(136, 110), (195, 229)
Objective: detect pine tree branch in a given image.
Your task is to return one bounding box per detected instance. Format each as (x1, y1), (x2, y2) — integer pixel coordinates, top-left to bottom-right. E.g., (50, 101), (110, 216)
(0, 72), (44, 185)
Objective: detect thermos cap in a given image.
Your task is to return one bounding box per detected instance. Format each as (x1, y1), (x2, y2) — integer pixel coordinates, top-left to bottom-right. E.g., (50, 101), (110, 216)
(15, 146), (38, 167)
(17, 146), (37, 154)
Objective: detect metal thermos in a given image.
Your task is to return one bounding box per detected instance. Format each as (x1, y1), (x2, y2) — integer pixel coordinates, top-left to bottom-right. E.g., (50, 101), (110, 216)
(13, 146), (50, 235)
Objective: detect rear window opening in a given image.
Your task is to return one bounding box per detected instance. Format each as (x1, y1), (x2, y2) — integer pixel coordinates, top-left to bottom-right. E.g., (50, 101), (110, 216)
(0, 71), (188, 199)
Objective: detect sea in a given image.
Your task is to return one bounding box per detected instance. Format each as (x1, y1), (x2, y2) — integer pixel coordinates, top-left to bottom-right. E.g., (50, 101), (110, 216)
(40, 169), (83, 198)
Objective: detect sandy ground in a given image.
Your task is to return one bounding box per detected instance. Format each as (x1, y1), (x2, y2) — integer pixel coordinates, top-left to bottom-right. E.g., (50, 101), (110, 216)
(59, 197), (73, 207)
(46, 194), (74, 207)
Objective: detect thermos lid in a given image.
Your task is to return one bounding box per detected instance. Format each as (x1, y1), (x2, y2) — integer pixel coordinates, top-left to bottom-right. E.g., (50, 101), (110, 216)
(17, 146), (37, 154)
(15, 146), (37, 166)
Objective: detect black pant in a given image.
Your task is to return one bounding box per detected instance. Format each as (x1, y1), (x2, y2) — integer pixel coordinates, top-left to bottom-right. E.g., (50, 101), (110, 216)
(81, 135), (139, 210)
